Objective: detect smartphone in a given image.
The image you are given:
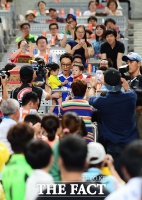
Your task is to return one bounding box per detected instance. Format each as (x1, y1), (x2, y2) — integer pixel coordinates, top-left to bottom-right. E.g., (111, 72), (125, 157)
(96, 70), (103, 82)
(80, 39), (85, 43)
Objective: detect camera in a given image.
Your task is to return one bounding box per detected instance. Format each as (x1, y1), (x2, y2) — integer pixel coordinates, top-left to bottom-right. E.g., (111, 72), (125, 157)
(119, 65), (130, 80)
(0, 70), (10, 86)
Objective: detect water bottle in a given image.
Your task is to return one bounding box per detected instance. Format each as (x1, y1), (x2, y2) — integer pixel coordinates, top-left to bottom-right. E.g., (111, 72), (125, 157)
(92, 65), (96, 73)
(33, 48), (38, 56)
(48, 53), (52, 63)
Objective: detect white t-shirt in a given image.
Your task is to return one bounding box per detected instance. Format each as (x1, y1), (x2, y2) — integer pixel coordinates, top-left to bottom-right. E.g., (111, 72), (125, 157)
(83, 10), (96, 16)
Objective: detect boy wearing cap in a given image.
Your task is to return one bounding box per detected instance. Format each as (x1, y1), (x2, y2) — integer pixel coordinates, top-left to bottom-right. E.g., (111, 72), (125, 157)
(122, 52), (142, 89)
(88, 68), (138, 178)
(83, 142), (123, 193)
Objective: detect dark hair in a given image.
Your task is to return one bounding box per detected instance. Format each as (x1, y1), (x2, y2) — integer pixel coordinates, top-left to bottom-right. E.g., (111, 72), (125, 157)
(36, 35), (47, 45)
(49, 8), (56, 12)
(104, 28), (117, 38)
(104, 18), (116, 26)
(7, 123), (34, 153)
(24, 114), (41, 125)
(85, 29), (92, 35)
(41, 114), (60, 141)
(74, 25), (91, 47)
(72, 63), (84, 72)
(99, 58), (113, 68)
(88, 0), (96, 8)
(120, 140), (142, 177)
(80, 119), (88, 137)
(60, 53), (73, 62)
(72, 54), (83, 63)
(20, 77), (33, 84)
(87, 16), (98, 23)
(20, 22), (30, 29)
(22, 92), (39, 107)
(95, 24), (106, 41)
(24, 140), (52, 169)
(4, 63), (16, 71)
(107, 0), (118, 9)
(98, 66), (108, 71)
(37, 1), (46, 7)
(59, 134), (87, 171)
(18, 39), (28, 49)
(96, 0), (100, 4)
(61, 112), (81, 134)
(71, 79), (87, 96)
(49, 22), (59, 30)
(135, 89), (142, 106)
(46, 62), (60, 72)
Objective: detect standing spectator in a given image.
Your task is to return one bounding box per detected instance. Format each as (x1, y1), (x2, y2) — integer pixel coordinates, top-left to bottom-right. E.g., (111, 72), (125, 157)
(49, 8), (66, 23)
(34, 36), (58, 64)
(15, 23), (36, 44)
(83, 1), (97, 16)
(36, 1), (47, 16)
(106, 140), (142, 200)
(0, 99), (20, 154)
(61, 79), (94, 142)
(60, 14), (77, 48)
(66, 25), (91, 69)
(49, 23), (61, 46)
(105, 0), (123, 16)
(2, 123), (34, 200)
(87, 16), (98, 30)
(100, 29), (125, 69)
(24, 140), (54, 200)
(25, 10), (38, 23)
(122, 52), (142, 89)
(88, 68), (138, 178)
(92, 24), (106, 60)
(104, 18), (124, 38)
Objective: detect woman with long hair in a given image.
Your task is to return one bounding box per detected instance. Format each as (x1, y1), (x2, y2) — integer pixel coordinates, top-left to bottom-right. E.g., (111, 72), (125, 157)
(66, 25), (91, 69)
(92, 24), (106, 60)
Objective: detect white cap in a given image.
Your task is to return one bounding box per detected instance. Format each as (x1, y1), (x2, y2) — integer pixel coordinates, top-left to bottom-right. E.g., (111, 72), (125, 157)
(25, 10), (35, 17)
(87, 142), (106, 164)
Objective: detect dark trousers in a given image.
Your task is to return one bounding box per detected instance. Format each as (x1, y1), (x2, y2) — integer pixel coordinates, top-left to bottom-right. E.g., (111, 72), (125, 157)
(106, 141), (126, 179)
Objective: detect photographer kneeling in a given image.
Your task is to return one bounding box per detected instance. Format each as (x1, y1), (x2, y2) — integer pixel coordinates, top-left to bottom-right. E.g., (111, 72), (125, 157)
(122, 52), (142, 89)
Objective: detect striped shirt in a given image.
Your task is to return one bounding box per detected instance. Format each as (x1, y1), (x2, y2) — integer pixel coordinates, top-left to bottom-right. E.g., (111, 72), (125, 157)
(60, 96), (94, 142)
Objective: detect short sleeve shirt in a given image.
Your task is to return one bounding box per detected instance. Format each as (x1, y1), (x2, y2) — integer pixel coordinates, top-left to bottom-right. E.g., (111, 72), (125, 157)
(48, 75), (61, 89)
(100, 40), (125, 69)
(15, 34), (36, 43)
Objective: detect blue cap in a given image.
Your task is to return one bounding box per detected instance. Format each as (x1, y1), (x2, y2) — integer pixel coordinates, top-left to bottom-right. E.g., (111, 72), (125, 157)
(66, 14), (76, 21)
(122, 52), (142, 62)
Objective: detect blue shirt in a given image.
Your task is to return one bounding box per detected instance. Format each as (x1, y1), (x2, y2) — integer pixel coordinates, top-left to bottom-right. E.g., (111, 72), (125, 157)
(89, 90), (138, 144)
(92, 40), (104, 60)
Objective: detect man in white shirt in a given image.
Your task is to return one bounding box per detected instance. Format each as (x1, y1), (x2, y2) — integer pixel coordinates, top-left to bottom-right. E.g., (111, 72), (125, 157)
(105, 140), (142, 200)
(0, 99), (20, 154)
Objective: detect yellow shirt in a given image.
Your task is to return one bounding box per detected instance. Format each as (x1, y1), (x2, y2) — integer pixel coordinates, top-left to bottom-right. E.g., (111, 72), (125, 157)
(48, 75), (61, 89)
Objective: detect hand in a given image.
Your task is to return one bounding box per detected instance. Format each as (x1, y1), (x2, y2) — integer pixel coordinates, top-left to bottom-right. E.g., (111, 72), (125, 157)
(65, 23), (70, 32)
(1, 4), (6, 8)
(63, 80), (68, 84)
(73, 43), (81, 51)
(90, 76), (97, 88)
(32, 122), (42, 138)
(52, 92), (62, 99)
(121, 77), (130, 91)
(1, 75), (8, 86)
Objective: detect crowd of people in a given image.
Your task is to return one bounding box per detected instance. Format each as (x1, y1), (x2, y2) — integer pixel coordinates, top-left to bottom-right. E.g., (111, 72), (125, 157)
(1, 0), (142, 200)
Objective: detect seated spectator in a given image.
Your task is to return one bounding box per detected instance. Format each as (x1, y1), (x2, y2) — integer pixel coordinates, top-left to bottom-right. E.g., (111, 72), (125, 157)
(92, 24), (106, 60)
(66, 25), (91, 69)
(61, 79), (94, 142)
(0, 0), (9, 9)
(10, 39), (33, 63)
(15, 23), (36, 44)
(104, 18), (124, 38)
(49, 23), (61, 46)
(24, 140), (54, 200)
(37, 134), (109, 199)
(60, 14), (77, 48)
(105, 0), (123, 16)
(83, 142), (123, 193)
(2, 123), (34, 200)
(83, 1), (96, 16)
(98, 58), (113, 68)
(41, 114), (60, 147)
(72, 54), (84, 66)
(19, 91), (39, 121)
(87, 16), (98, 30)
(106, 140), (142, 200)
(36, 1), (47, 16)
(72, 62), (85, 80)
(100, 29), (125, 69)
(25, 10), (38, 23)
(0, 99), (20, 154)
(34, 36), (58, 64)
(95, 0), (105, 8)
(49, 8), (66, 23)
(107, 0), (122, 9)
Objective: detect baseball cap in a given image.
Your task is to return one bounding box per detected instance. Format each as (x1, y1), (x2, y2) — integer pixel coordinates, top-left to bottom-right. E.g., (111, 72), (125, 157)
(104, 67), (121, 92)
(0, 142), (10, 172)
(25, 10), (35, 18)
(66, 14), (76, 21)
(20, 65), (34, 79)
(122, 52), (142, 62)
(87, 142), (106, 165)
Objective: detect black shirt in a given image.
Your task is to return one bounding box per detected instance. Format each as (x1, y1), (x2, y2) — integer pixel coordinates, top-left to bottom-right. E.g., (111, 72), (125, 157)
(100, 40), (125, 69)
(36, 182), (109, 200)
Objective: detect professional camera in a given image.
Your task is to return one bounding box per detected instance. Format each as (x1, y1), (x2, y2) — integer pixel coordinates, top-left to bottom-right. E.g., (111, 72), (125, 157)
(119, 65), (130, 80)
(0, 70), (10, 86)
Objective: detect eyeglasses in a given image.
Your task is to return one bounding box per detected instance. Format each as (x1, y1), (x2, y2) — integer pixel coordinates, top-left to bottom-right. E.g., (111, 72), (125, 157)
(76, 31), (85, 34)
(50, 27), (58, 30)
(61, 63), (71, 68)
